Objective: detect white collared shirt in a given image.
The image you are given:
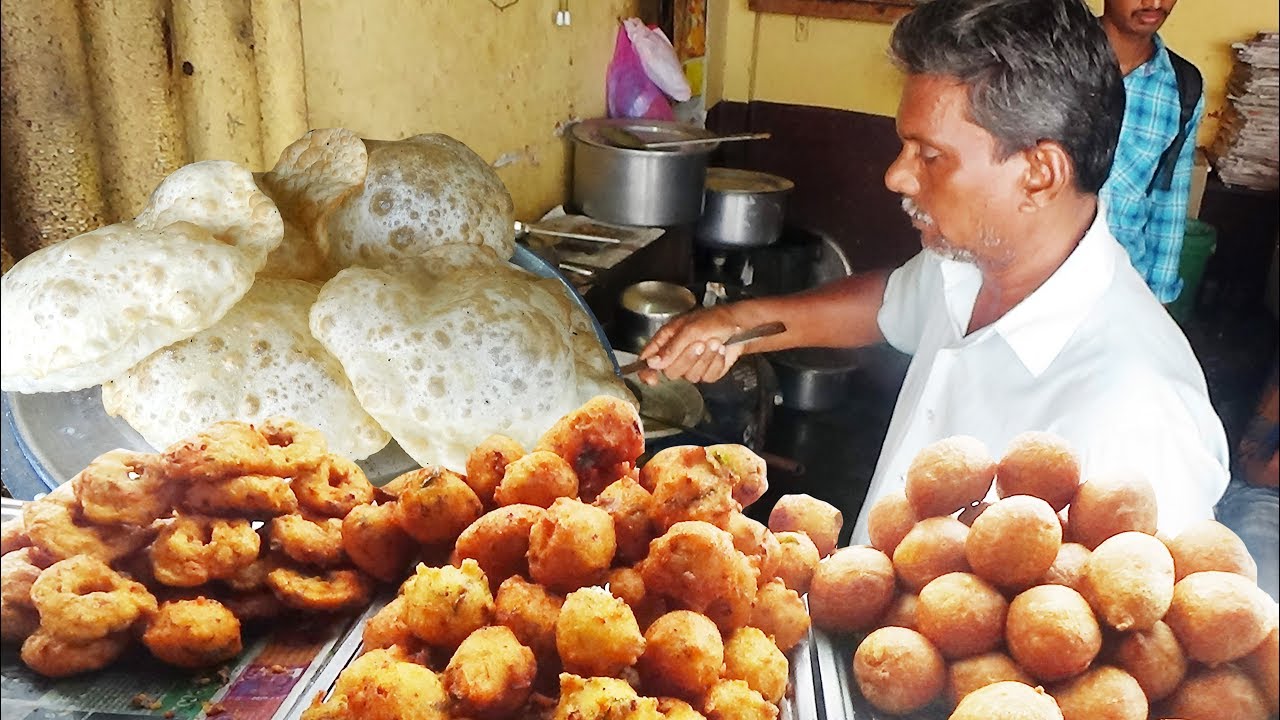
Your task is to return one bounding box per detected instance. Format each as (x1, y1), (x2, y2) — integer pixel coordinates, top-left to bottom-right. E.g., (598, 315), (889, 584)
(851, 209), (1230, 542)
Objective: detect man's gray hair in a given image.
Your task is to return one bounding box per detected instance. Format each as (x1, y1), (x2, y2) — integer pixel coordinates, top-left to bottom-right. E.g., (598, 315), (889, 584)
(890, 0), (1124, 193)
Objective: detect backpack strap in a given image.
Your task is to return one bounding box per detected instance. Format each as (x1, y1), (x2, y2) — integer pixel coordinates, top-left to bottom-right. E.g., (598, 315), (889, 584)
(1152, 48), (1203, 192)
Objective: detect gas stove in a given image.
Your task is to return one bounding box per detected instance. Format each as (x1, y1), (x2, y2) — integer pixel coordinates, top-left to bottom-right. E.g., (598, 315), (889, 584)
(691, 225), (826, 300)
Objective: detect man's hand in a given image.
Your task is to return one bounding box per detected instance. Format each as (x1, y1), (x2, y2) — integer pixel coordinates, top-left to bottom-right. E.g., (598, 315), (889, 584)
(636, 305), (748, 385)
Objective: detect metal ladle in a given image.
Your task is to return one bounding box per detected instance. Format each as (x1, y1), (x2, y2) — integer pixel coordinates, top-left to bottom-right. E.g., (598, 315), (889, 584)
(600, 126), (772, 150)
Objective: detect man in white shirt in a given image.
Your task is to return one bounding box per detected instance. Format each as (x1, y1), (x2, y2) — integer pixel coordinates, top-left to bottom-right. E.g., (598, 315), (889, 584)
(636, 0), (1229, 539)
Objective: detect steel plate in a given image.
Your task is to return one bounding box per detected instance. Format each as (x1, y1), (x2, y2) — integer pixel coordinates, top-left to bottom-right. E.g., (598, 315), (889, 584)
(1, 246), (615, 498)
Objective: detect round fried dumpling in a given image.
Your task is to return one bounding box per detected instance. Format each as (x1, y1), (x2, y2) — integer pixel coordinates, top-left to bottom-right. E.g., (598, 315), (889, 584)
(3, 222), (257, 393)
(852, 626), (946, 714)
(556, 586), (645, 678)
(324, 133), (515, 270)
(103, 278), (390, 459)
(1163, 570), (1275, 666)
(1082, 531), (1173, 632)
(950, 681), (1063, 720)
(1005, 585), (1101, 682)
(1048, 665), (1146, 720)
(309, 247), (629, 472)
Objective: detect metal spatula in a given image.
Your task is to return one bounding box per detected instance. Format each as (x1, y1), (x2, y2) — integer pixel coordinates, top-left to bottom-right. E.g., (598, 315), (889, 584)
(617, 321), (787, 376)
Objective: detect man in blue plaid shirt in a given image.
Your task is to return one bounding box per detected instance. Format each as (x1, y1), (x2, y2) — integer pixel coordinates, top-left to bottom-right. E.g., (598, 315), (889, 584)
(1099, 0), (1204, 304)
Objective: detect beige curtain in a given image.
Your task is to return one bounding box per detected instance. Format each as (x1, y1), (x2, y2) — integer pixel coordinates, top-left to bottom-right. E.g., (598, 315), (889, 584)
(0, 0), (309, 270)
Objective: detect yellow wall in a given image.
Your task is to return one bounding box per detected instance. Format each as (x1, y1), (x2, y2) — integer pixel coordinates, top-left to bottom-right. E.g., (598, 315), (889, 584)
(710, 0), (1280, 144)
(299, 0), (641, 220)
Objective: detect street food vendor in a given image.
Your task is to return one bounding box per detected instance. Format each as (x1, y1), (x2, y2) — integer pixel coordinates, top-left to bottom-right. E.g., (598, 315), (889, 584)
(637, 0), (1230, 541)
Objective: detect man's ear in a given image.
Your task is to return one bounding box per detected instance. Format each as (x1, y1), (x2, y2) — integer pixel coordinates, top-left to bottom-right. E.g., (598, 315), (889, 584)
(1020, 141), (1074, 210)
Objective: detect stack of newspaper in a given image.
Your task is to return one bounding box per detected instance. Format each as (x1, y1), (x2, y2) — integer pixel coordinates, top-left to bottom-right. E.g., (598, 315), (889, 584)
(1209, 31), (1279, 190)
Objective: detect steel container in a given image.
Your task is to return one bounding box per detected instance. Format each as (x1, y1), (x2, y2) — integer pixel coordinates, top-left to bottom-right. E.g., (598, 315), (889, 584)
(571, 119), (718, 226)
(768, 347), (859, 412)
(696, 167), (794, 248)
(616, 280), (697, 353)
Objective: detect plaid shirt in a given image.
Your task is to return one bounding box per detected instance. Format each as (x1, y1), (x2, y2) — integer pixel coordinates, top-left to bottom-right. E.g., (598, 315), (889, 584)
(1100, 35), (1204, 304)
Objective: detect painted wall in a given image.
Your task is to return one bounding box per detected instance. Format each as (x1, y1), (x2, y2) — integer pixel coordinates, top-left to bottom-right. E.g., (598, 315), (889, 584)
(299, 0), (642, 219)
(708, 0), (1280, 144)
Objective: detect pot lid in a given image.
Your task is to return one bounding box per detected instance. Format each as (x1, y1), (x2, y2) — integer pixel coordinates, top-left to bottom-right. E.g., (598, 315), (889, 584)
(571, 118), (719, 155)
(706, 167), (795, 194)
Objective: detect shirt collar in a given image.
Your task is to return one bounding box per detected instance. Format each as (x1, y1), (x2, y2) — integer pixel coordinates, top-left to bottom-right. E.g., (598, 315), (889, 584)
(1133, 34), (1168, 79)
(937, 205), (1118, 377)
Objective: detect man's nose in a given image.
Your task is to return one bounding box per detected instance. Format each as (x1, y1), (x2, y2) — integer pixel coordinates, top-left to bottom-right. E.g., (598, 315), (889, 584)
(884, 149), (918, 196)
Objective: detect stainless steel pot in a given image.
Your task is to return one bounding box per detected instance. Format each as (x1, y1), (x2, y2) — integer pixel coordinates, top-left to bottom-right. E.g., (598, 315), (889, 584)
(571, 119), (718, 226)
(768, 347), (859, 412)
(616, 280), (697, 353)
(696, 167), (794, 248)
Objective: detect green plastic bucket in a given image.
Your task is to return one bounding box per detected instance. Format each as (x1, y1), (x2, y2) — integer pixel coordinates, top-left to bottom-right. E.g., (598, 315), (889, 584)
(1168, 218), (1217, 323)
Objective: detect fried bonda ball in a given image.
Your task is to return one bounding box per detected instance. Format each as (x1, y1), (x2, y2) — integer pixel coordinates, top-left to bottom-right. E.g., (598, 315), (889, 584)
(866, 490), (919, 555)
(638, 610), (724, 700)
(528, 497), (616, 593)
(536, 395), (644, 502)
(552, 673), (662, 720)
(402, 559), (493, 647)
(21, 629), (130, 678)
(142, 598), (242, 668)
(766, 493), (843, 558)
(593, 477), (655, 565)
(445, 625), (536, 718)
(607, 566), (666, 631)
(749, 578), (810, 652)
(1066, 470), (1157, 550)
(808, 545), (895, 633)
(465, 433), (526, 506)
(880, 591), (919, 630)
(341, 501), (416, 583)
(494, 450), (580, 508)
(393, 466), (483, 546)
(1164, 665), (1272, 720)
(1167, 519), (1259, 582)
(1163, 570), (1275, 666)
(1109, 620), (1186, 703)
(648, 450), (740, 533)
(1083, 531), (1174, 631)
(904, 435), (996, 518)
(995, 431), (1080, 511)
(916, 571), (1007, 659)
(965, 495), (1061, 591)
(702, 679), (778, 720)
(947, 652), (1033, 706)
(1241, 612), (1279, 715)
(639, 521), (758, 633)
(362, 596), (427, 656)
(1005, 584), (1102, 682)
(723, 626), (788, 705)
(1049, 665), (1147, 720)
(949, 681), (1063, 720)
(892, 516), (970, 593)
(727, 512), (781, 582)
(656, 698), (708, 720)
(556, 586), (645, 678)
(705, 444), (769, 508)
(852, 626), (946, 714)
(270, 513), (346, 568)
(1039, 542), (1091, 593)
(452, 503), (544, 588)
(334, 647), (449, 720)
(493, 575), (563, 658)
(771, 531), (820, 594)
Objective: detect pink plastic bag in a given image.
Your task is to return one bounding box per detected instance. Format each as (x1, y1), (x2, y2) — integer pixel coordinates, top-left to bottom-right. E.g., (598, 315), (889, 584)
(624, 18), (691, 102)
(606, 24), (674, 120)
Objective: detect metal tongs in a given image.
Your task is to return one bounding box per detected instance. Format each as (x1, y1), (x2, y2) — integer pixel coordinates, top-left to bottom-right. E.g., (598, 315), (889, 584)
(617, 321), (787, 376)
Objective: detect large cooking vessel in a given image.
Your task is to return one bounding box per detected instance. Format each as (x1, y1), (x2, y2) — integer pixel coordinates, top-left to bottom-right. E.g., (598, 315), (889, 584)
(768, 347), (860, 412)
(696, 167), (794, 248)
(571, 118), (718, 226)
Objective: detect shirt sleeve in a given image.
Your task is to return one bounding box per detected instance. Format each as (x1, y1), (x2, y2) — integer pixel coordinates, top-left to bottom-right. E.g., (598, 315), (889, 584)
(1143, 94), (1206, 303)
(877, 251), (936, 356)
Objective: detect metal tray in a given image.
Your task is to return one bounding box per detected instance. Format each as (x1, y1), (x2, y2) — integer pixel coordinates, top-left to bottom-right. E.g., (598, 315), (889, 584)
(1, 246), (616, 499)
